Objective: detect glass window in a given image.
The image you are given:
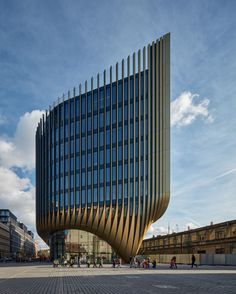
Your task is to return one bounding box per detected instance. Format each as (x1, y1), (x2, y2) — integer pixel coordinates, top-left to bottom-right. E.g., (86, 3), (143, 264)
(82, 118), (86, 133)
(99, 187), (104, 202)
(93, 169), (98, 185)
(106, 110), (110, 126)
(106, 130), (110, 145)
(70, 101), (74, 118)
(118, 165), (122, 180)
(99, 131), (104, 147)
(112, 84), (116, 105)
(88, 153), (92, 167)
(124, 80), (128, 101)
(93, 114), (98, 130)
(93, 90), (98, 112)
(82, 189), (86, 204)
(118, 184), (122, 200)
(88, 189), (92, 203)
(106, 86), (111, 108)
(94, 133), (98, 148)
(118, 126), (122, 142)
(88, 171), (92, 185)
(76, 138), (80, 152)
(112, 108), (116, 124)
(65, 124), (69, 138)
(99, 113), (104, 128)
(82, 154), (86, 168)
(82, 172), (86, 186)
(70, 157), (74, 171)
(100, 150), (104, 165)
(75, 99), (80, 118)
(118, 106), (122, 122)
(99, 88), (104, 110)
(106, 186), (110, 201)
(65, 159), (69, 172)
(118, 82), (122, 103)
(100, 168), (104, 184)
(76, 121), (80, 135)
(124, 104), (128, 120)
(106, 167), (110, 182)
(81, 96), (86, 114)
(87, 93), (92, 114)
(112, 129), (116, 144)
(93, 188), (98, 203)
(112, 185), (116, 201)
(76, 190), (80, 206)
(124, 163), (128, 179)
(118, 145), (122, 161)
(82, 137), (86, 151)
(87, 117), (92, 132)
(76, 156), (80, 170)
(70, 175), (74, 188)
(112, 166), (116, 181)
(87, 135), (92, 150)
(93, 152), (98, 166)
(112, 147), (116, 162)
(70, 140), (74, 153)
(106, 148), (110, 163)
(124, 144), (128, 160)
(65, 102), (69, 119)
(124, 126), (128, 141)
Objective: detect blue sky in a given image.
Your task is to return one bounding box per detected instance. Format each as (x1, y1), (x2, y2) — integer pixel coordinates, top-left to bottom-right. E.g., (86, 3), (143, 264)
(0, 0), (236, 244)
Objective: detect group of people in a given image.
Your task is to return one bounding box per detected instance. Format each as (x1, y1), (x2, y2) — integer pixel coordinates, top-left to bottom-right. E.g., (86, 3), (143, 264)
(169, 254), (197, 269)
(53, 254), (198, 269)
(112, 258), (121, 268)
(53, 256), (104, 268)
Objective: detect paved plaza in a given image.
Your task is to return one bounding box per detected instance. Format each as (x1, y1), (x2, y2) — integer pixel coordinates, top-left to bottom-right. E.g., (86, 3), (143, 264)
(0, 263), (235, 294)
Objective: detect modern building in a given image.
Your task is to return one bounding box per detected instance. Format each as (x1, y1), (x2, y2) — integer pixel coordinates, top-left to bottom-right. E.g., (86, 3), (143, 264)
(139, 219), (236, 255)
(0, 209), (35, 260)
(0, 221), (10, 259)
(36, 33), (170, 261)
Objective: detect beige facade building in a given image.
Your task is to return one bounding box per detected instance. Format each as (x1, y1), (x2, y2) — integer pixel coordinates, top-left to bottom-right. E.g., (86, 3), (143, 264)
(139, 219), (236, 255)
(0, 222), (10, 258)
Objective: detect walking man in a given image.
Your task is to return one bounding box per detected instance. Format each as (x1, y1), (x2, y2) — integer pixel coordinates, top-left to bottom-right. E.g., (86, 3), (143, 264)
(191, 254), (197, 268)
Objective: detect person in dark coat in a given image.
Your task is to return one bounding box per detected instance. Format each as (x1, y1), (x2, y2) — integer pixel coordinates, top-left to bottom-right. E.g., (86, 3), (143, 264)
(191, 254), (197, 268)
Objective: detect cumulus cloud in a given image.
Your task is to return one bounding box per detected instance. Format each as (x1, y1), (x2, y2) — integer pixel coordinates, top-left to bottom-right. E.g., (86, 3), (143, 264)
(171, 91), (213, 127)
(0, 110), (44, 234)
(0, 110), (44, 170)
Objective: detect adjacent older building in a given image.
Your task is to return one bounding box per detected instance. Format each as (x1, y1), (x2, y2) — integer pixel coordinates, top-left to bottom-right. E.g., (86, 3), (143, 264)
(139, 219), (236, 255)
(0, 209), (35, 260)
(0, 221), (10, 258)
(36, 33), (170, 261)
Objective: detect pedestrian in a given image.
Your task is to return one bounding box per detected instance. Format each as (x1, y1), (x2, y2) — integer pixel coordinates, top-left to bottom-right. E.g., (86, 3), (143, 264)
(129, 256), (133, 268)
(98, 257), (103, 268)
(170, 256), (177, 269)
(93, 258), (97, 268)
(191, 254), (197, 268)
(112, 258), (116, 268)
(86, 256), (90, 268)
(77, 256), (81, 268)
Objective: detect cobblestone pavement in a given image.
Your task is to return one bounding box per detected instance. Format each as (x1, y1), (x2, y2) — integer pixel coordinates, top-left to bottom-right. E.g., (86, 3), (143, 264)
(0, 263), (235, 294)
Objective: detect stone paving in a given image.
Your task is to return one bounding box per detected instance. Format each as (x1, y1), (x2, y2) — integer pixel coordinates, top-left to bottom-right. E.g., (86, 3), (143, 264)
(0, 263), (235, 293)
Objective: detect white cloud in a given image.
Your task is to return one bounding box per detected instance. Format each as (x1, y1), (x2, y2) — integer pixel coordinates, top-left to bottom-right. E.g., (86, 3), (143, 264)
(0, 110), (44, 170)
(0, 109), (44, 239)
(0, 166), (35, 228)
(171, 91), (213, 127)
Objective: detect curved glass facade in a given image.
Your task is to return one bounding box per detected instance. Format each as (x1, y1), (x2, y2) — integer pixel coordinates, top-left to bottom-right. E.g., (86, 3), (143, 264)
(36, 33), (170, 261)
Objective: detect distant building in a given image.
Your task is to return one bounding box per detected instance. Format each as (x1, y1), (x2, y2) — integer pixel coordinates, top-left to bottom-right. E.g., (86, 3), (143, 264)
(0, 209), (35, 260)
(139, 219), (236, 255)
(0, 222), (10, 258)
